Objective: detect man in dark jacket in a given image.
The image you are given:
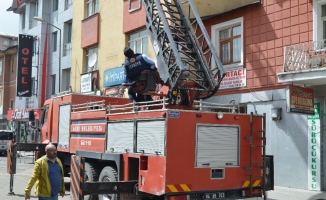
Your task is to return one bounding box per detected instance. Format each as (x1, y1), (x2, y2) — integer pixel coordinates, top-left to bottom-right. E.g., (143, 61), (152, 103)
(122, 47), (157, 103)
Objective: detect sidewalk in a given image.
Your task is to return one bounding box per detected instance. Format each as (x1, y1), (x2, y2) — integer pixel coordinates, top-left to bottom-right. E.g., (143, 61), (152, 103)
(265, 186), (326, 200)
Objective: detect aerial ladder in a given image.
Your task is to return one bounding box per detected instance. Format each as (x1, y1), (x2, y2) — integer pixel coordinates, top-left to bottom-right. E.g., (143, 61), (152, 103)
(142, 0), (226, 106)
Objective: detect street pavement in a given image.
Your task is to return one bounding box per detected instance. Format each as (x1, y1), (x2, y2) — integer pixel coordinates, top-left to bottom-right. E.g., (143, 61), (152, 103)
(1, 152), (326, 200)
(0, 152), (71, 200)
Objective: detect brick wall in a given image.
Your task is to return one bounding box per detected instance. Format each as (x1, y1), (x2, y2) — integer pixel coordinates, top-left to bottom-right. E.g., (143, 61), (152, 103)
(204, 0), (312, 95)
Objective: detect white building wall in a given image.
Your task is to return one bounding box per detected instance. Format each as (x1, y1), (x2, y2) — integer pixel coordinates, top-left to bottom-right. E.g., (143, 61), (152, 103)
(207, 88), (326, 190)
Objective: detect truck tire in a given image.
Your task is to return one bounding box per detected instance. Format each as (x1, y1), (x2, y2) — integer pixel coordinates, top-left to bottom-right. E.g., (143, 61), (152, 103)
(85, 162), (99, 200)
(98, 166), (118, 200)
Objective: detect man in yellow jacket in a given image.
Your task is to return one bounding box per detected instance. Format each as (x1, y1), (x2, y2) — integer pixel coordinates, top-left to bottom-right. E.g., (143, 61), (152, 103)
(25, 143), (65, 200)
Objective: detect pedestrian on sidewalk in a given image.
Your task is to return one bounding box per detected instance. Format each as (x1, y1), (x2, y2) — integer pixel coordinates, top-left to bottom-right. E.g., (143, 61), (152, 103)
(25, 143), (65, 200)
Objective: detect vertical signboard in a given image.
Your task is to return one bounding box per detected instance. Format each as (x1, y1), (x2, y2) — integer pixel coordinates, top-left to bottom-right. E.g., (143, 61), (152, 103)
(17, 34), (33, 97)
(308, 103), (320, 190)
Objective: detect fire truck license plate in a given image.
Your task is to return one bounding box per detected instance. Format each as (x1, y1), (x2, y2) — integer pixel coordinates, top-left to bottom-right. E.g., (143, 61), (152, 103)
(203, 192), (225, 199)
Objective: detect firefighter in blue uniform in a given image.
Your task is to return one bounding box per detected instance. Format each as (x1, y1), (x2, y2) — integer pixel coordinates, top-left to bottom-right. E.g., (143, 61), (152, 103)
(121, 47), (157, 103)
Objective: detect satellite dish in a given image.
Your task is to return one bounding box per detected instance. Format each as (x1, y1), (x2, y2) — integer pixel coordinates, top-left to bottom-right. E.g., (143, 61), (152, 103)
(88, 52), (97, 68)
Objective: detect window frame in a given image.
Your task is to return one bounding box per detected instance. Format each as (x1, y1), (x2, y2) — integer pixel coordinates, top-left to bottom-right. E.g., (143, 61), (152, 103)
(3, 38), (10, 46)
(313, 0), (326, 43)
(53, 0), (59, 12)
(211, 17), (244, 70)
(86, 0), (99, 17)
(128, 29), (149, 55)
(52, 31), (58, 52)
(85, 46), (98, 72)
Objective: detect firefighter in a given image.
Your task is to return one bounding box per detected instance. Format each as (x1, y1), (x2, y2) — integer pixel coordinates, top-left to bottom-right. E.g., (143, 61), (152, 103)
(120, 47), (157, 103)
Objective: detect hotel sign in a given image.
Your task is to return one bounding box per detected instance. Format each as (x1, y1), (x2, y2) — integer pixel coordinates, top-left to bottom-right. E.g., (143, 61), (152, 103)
(286, 85), (314, 115)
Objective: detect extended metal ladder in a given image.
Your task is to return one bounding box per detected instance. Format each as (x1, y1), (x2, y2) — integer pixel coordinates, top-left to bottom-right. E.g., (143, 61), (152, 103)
(249, 113), (267, 199)
(142, 0), (226, 105)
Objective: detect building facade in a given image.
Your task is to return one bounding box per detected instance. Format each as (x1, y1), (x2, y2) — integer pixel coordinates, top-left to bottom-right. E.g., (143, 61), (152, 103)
(70, 0), (325, 192)
(0, 33), (18, 130)
(6, 0), (326, 192)
(7, 0), (72, 141)
(204, 0), (326, 191)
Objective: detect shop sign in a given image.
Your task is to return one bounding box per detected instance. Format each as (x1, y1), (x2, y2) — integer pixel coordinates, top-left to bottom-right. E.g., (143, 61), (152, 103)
(81, 73), (92, 93)
(103, 67), (126, 87)
(17, 34), (33, 97)
(307, 103), (321, 191)
(218, 69), (246, 89)
(286, 85), (314, 115)
(7, 109), (40, 120)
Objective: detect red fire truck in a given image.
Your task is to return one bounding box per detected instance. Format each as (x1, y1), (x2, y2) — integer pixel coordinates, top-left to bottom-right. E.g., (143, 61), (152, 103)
(7, 0), (273, 199)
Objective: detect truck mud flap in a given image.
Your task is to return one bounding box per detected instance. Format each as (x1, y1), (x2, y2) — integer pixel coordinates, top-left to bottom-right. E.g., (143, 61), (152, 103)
(71, 155), (138, 199)
(71, 155), (85, 200)
(7, 141), (16, 174)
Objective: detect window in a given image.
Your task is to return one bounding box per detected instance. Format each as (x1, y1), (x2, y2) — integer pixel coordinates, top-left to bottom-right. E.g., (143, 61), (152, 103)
(85, 47), (98, 72)
(128, 29), (149, 55)
(11, 57), (14, 73)
(53, 0), (58, 11)
(313, 1), (326, 46)
(86, 0), (99, 17)
(33, 39), (38, 56)
(52, 32), (58, 52)
(62, 68), (71, 91)
(10, 99), (14, 110)
(31, 77), (36, 95)
(51, 74), (56, 95)
(0, 60), (2, 76)
(21, 12), (25, 29)
(29, 1), (38, 29)
(212, 17), (243, 70)
(3, 39), (9, 46)
(66, 22), (72, 43)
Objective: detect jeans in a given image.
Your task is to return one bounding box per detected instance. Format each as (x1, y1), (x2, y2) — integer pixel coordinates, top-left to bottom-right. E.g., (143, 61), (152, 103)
(39, 196), (58, 200)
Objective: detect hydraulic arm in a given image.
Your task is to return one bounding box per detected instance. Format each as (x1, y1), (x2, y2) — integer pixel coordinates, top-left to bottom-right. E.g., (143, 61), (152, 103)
(142, 0), (226, 105)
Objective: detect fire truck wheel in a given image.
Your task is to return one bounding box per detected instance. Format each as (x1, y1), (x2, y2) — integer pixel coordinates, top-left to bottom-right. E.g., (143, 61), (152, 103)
(85, 162), (100, 200)
(98, 166), (118, 200)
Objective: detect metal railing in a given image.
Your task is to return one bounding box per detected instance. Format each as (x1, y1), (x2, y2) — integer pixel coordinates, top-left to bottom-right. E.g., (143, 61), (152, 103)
(107, 98), (169, 114)
(71, 100), (106, 112)
(284, 40), (326, 72)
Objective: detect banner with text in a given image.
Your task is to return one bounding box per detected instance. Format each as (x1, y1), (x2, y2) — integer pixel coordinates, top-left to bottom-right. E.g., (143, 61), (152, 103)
(308, 103), (321, 190)
(17, 34), (33, 97)
(103, 66), (126, 87)
(218, 69), (246, 89)
(286, 85), (314, 115)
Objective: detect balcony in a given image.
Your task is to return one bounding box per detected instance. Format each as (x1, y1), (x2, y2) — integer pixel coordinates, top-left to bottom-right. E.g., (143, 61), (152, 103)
(278, 40), (326, 86)
(189, 0), (260, 18)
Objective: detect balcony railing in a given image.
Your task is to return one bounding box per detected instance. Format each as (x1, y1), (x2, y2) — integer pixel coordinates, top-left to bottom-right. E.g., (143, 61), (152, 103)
(63, 42), (72, 57)
(284, 40), (326, 72)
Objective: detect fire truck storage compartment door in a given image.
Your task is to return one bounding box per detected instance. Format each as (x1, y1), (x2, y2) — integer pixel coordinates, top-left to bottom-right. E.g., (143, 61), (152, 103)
(136, 120), (165, 155)
(107, 122), (134, 153)
(196, 125), (239, 167)
(58, 104), (71, 148)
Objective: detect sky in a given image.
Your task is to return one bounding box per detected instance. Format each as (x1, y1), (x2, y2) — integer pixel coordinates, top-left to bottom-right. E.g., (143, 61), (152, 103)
(0, 0), (19, 35)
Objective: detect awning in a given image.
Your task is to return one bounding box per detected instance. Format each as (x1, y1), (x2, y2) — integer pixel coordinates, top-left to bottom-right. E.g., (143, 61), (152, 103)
(190, 0), (261, 18)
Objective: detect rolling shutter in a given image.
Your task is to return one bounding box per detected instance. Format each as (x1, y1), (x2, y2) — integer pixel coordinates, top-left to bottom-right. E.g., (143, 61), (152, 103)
(137, 120), (165, 155)
(107, 122), (134, 153)
(196, 125), (239, 168)
(58, 104), (71, 148)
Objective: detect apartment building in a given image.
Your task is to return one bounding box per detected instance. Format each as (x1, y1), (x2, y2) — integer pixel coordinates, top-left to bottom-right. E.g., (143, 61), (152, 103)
(71, 0), (326, 192)
(7, 0), (72, 140)
(0, 33), (17, 130)
(204, 0), (326, 191)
